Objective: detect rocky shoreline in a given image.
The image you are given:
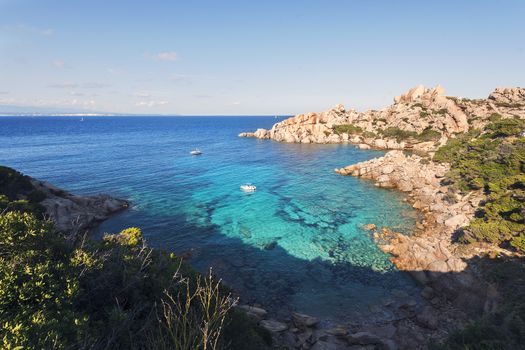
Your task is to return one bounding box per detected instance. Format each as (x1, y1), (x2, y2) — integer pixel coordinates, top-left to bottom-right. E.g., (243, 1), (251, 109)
(30, 178), (128, 234)
(237, 86), (525, 348)
(240, 86), (525, 153)
(335, 151), (491, 312)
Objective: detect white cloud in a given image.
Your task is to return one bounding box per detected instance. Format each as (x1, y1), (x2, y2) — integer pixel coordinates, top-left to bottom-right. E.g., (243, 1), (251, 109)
(0, 96), (96, 109)
(82, 82), (110, 89)
(49, 82), (78, 89)
(156, 52), (178, 61)
(232, 101), (241, 105)
(3, 24), (54, 36)
(51, 60), (68, 69)
(133, 91), (152, 98)
(136, 100), (168, 107)
(39, 28), (54, 36)
(48, 82), (111, 89)
(170, 74), (192, 85)
(0, 97), (16, 104)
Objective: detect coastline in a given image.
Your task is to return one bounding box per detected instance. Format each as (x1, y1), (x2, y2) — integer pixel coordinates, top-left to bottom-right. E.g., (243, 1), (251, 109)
(238, 85), (525, 348)
(29, 176), (129, 235)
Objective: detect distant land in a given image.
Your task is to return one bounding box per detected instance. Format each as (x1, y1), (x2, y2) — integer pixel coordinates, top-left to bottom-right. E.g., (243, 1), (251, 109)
(0, 104), (117, 116)
(0, 105), (289, 117)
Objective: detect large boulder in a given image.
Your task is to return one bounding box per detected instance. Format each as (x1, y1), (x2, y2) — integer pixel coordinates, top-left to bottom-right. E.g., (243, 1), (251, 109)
(488, 87), (525, 104)
(31, 180), (128, 234)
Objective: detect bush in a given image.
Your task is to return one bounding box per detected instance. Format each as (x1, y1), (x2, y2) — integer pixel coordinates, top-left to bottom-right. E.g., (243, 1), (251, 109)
(419, 111), (430, 119)
(333, 124), (363, 135)
(379, 127), (417, 141)
(0, 166), (46, 216)
(0, 184), (271, 349)
(362, 131), (376, 138)
(485, 118), (525, 138)
(434, 120), (525, 251)
(416, 128), (441, 142)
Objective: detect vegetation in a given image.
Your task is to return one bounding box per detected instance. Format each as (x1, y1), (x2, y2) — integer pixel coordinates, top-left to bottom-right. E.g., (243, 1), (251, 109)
(361, 131), (376, 138)
(432, 117), (525, 349)
(379, 127), (417, 141)
(0, 167), (271, 349)
(378, 127), (441, 142)
(333, 124), (362, 135)
(433, 118), (525, 252)
(419, 111), (430, 119)
(436, 256), (525, 350)
(416, 128), (441, 142)
(0, 166), (46, 215)
(495, 101), (525, 109)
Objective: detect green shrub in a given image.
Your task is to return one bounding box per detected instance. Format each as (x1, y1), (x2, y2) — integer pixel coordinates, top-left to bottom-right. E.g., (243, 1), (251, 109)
(488, 113), (502, 122)
(103, 227), (143, 246)
(333, 124), (362, 135)
(0, 177), (271, 349)
(379, 127), (417, 141)
(485, 118), (525, 138)
(434, 121), (525, 251)
(496, 101), (524, 108)
(0, 166), (46, 216)
(416, 128), (441, 142)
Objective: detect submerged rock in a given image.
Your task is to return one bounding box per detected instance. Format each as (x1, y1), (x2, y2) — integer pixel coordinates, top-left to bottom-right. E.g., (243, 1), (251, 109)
(260, 319), (288, 333)
(292, 312), (319, 328)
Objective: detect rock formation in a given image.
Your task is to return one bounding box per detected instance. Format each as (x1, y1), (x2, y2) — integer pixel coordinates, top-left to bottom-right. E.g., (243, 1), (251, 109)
(240, 85), (525, 152)
(335, 151), (491, 310)
(236, 85), (525, 348)
(30, 179), (128, 234)
(488, 87), (525, 104)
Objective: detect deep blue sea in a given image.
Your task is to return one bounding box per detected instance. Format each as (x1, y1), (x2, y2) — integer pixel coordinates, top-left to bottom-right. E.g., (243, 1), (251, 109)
(0, 116), (421, 323)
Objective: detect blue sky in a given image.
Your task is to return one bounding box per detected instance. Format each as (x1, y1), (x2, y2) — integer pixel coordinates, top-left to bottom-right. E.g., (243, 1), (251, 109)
(0, 0), (524, 115)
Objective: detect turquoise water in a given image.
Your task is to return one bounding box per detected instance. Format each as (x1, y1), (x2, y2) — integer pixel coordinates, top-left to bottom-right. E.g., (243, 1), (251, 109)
(0, 116), (420, 322)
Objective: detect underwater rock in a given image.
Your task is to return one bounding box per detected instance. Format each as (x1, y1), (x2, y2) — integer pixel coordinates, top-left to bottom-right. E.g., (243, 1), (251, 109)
(260, 319), (288, 333)
(292, 312), (319, 328)
(362, 223), (377, 231)
(236, 305), (268, 320)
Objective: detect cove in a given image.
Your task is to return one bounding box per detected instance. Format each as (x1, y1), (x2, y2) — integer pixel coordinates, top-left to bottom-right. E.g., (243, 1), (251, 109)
(0, 116), (421, 323)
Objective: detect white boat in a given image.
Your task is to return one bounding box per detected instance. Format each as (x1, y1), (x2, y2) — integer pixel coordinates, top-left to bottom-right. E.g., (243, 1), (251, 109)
(80, 117), (84, 122)
(190, 149), (202, 155)
(240, 184), (256, 192)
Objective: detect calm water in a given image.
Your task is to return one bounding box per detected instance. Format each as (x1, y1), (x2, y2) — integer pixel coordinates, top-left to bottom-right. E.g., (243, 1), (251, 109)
(0, 116), (421, 322)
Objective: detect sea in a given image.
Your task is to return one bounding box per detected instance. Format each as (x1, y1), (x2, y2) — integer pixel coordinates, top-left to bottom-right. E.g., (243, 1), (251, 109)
(0, 116), (422, 323)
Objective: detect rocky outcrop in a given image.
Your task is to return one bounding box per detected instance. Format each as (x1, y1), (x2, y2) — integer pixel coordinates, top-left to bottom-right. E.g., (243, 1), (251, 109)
(488, 87), (525, 104)
(240, 85), (525, 152)
(237, 301), (464, 350)
(30, 179), (128, 234)
(335, 151), (493, 314)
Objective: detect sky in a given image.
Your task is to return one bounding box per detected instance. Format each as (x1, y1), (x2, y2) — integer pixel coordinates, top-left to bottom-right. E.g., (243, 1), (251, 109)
(0, 0), (524, 115)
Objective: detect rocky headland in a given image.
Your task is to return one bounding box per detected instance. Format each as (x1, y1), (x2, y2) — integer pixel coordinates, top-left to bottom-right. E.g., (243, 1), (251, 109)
(239, 86), (525, 348)
(0, 166), (128, 234)
(240, 85), (525, 153)
(30, 179), (129, 234)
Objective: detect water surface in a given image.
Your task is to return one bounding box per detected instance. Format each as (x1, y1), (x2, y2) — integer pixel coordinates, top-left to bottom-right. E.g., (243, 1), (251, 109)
(0, 116), (420, 322)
